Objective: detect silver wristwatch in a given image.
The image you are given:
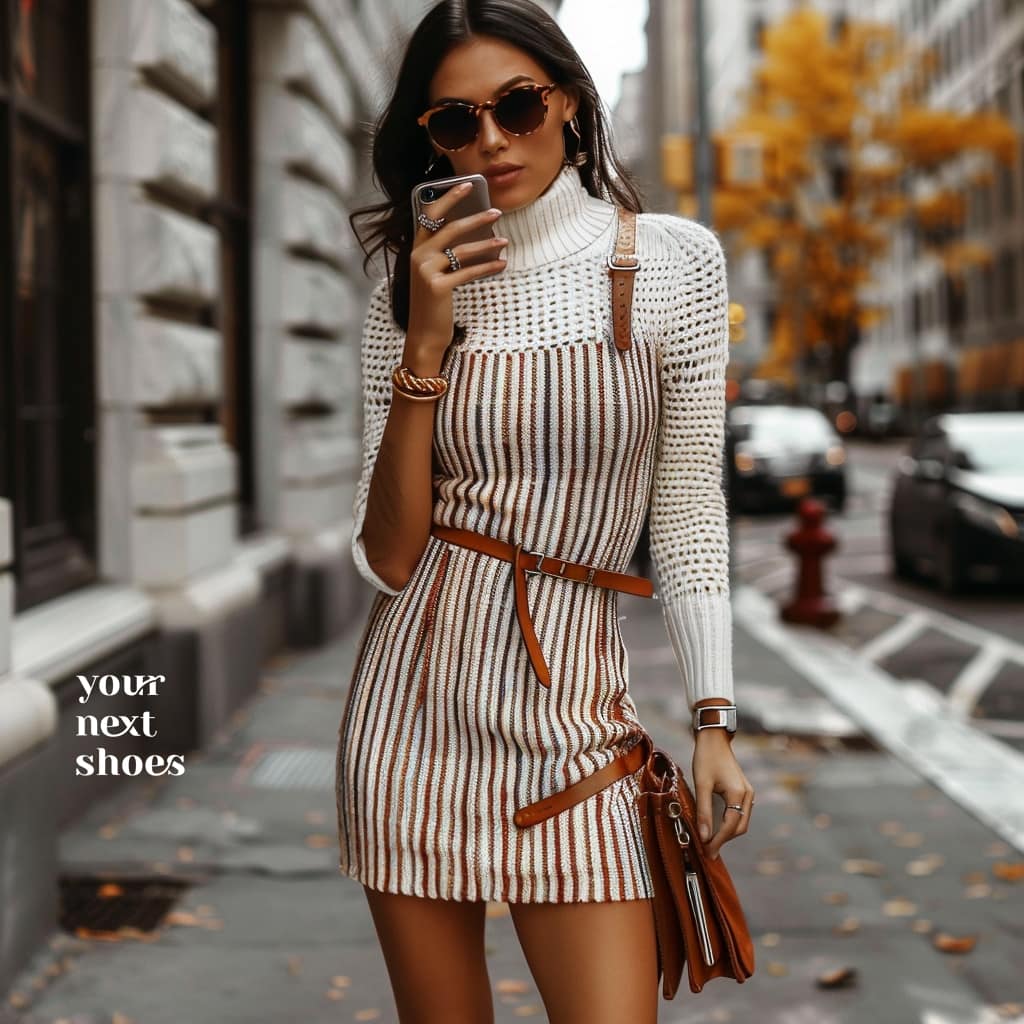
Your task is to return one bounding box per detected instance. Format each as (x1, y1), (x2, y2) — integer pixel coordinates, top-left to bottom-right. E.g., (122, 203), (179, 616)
(692, 705), (738, 735)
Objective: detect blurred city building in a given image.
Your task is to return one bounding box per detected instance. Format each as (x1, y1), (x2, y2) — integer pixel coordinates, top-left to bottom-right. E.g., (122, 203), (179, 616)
(853, 0), (1024, 423)
(625, 0), (1023, 420)
(0, 0), (579, 992)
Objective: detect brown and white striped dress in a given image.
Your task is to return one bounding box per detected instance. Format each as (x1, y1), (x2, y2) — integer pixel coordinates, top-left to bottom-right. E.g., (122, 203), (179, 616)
(336, 165), (734, 903)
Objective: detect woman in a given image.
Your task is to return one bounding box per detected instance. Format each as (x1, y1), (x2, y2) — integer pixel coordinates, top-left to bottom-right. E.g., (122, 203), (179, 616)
(337, 1), (755, 1020)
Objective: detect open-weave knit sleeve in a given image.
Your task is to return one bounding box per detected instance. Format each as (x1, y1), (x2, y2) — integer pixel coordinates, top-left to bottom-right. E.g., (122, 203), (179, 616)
(644, 216), (734, 713)
(351, 275), (407, 597)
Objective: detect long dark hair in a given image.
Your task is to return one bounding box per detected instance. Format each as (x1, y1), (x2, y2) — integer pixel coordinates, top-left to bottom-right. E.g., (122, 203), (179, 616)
(347, 0), (644, 331)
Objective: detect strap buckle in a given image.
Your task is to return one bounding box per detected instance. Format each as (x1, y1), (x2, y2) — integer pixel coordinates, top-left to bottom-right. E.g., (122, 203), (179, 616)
(607, 254), (640, 271)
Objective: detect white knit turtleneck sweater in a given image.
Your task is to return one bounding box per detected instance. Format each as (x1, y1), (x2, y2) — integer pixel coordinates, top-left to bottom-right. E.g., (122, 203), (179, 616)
(350, 164), (734, 712)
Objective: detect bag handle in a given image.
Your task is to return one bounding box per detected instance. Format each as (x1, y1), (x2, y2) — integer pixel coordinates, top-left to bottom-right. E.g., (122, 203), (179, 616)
(608, 206), (640, 352)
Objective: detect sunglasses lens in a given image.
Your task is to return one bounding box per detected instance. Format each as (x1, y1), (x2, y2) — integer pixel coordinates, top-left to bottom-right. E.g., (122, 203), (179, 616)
(495, 87), (547, 134)
(427, 105), (477, 150)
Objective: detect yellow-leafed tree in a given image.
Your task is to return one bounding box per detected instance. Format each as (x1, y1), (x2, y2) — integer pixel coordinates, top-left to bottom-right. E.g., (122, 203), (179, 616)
(715, 9), (1017, 388)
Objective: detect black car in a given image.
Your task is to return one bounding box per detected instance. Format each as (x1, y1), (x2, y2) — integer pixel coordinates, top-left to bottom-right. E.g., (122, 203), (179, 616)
(888, 411), (1024, 593)
(726, 404), (847, 514)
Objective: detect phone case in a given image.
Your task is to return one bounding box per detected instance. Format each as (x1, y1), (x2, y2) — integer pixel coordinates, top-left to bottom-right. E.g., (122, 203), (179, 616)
(411, 173), (497, 269)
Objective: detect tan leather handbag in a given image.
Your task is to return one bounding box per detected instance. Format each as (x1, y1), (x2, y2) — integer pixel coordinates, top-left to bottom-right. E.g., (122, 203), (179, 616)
(636, 735), (756, 996)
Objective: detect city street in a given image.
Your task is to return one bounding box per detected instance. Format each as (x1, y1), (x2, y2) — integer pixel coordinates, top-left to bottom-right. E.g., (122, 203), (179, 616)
(732, 438), (1024, 750)
(5, 457), (1024, 1021)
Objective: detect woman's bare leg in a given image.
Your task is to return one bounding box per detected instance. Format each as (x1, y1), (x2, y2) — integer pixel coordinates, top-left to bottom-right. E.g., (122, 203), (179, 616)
(362, 886), (494, 1024)
(508, 897), (659, 1024)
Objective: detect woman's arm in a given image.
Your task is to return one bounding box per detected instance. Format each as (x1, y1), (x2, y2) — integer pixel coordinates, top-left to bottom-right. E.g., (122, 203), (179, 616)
(359, 331), (447, 592)
(350, 278), (441, 595)
(645, 215), (735, 715)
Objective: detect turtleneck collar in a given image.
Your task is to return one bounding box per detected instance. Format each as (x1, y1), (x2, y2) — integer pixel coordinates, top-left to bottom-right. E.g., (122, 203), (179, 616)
(497, 164), (616, 271)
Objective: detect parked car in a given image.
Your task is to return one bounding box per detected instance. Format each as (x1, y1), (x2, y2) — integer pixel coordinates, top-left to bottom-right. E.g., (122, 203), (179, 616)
(888, 411), (1024, 593)
(726, 404), (847, 514)
(860, 394), (900, 440)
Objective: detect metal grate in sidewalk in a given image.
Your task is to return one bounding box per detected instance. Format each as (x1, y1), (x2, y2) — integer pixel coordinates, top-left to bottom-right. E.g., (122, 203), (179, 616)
(58, 875), (191, 935)
(238, 745), (335, 789)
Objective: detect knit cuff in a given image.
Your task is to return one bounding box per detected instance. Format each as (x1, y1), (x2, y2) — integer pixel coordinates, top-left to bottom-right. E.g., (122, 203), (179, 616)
(352, 526), (403, 597)
(660, 590), (734, 713)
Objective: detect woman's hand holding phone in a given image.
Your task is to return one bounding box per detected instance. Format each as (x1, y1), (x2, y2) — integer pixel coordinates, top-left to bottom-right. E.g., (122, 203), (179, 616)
(408, 181), (508, 355)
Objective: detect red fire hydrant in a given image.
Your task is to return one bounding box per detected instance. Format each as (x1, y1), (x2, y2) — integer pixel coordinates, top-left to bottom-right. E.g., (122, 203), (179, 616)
(780, 497), (840, 628)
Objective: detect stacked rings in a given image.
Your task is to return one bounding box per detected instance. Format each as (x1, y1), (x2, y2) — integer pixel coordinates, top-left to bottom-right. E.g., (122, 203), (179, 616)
(417, 212), (445, 232)
(443, 247), (461, 273)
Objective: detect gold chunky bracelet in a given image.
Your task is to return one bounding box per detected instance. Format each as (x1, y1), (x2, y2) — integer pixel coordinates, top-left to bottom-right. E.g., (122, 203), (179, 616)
(392, 365), (448, 402)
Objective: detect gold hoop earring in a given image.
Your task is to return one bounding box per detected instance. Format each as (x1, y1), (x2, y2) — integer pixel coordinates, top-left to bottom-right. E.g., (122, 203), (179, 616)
(563, 115), (588, 168)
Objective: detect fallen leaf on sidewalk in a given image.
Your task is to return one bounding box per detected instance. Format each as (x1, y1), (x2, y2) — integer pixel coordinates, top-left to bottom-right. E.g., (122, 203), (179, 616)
(912, 918), (933, 934)
(816, 966), (858, 988)
(878, 820), (903, 836)
(332, 975), (351, 988)
(496, 979), (530, 994)
(963, 882), (992, 899)
(834, 916), (860, 935)
(933, 932), (978, 953)
(988, 1002), (1023, 1018)
(759, 932), (782, 947)
(766, 962), (789, 977)
(113, 1013), (136, 1024)
(905, 854), (944, 876)
(777, 773), (809, 792)
(286, 955), (302, 976)
(486, 901), (510, 918)
(883, 898), (917, 916)
(305, 810), (327, 825)
(176, 846), (195, 862)
(842, 858), (885, 876)
(513, 1006), (542, 1017)
(353, 1009), (381, 1019)
(813, 813), (832, 829)
(305, 834), (332, 848)
(897, 831), (929, 847)
(821, 891), (849, 905)
(992, 861), (1024, 882)
(892, 832), (924, 848)
(755, 859), (786, 876)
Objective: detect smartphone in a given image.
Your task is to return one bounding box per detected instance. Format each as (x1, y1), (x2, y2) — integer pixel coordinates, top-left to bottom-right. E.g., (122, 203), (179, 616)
(411, 172), (497, 269)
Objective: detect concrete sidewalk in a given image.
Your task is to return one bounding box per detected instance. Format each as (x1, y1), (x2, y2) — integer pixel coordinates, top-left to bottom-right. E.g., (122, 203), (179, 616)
(5, 585), (1024, 1023)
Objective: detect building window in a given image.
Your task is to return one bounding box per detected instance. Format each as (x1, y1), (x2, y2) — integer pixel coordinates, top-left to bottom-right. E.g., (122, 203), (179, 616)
(0, 0), (97, 611)
(195, 0), (256, 535)
(997, 249), (1017, 319)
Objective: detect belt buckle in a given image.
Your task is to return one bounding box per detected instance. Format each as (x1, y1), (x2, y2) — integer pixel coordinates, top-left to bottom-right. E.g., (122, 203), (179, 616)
(522, 549), (596, 585)
(523, 549), (571, 580)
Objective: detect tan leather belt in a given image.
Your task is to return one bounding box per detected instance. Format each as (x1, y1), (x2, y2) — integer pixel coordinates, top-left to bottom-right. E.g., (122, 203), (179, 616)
(430, 523), (655, 689)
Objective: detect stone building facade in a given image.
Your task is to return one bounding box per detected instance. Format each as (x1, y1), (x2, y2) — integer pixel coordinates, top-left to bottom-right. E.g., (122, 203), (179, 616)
(0, 0), (433, 991)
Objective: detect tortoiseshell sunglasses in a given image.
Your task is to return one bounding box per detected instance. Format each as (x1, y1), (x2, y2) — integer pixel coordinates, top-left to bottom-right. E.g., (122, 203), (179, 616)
(417, 82), (559, 152)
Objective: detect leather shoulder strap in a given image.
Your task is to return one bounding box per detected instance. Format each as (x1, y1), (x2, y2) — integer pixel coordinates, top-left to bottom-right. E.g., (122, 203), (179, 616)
(608, 207), (640, 352)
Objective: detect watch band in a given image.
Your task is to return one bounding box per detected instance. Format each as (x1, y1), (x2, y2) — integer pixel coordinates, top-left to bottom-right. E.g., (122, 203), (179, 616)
(692, 705), (738, 734)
